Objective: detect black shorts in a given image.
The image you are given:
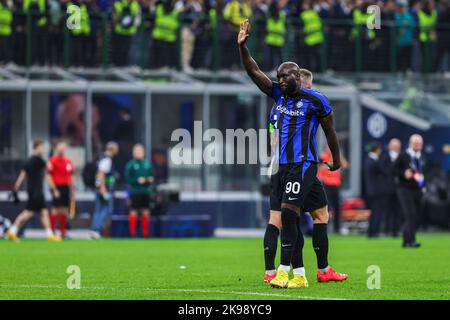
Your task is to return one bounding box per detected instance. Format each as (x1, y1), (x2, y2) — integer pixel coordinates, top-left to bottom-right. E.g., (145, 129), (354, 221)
(52, 185), (70, 207)
(26, 192), (46, 212)
(272, 162), (328, 213)
(130, 193), (150, 210)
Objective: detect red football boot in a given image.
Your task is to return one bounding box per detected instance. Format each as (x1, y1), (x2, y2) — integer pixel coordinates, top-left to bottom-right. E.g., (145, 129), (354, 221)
(263, 273), (277, 283)
(317, 267), (348, 282)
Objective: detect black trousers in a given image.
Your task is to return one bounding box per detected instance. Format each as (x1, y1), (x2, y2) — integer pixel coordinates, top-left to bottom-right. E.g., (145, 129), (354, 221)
(0, 36), (11, 63)
(324, 185), (341, 233)
(151, 39), (177, 69)
(397, 45), (413, 72)
(383, 192), (402, 236)
(367, 195), (386, 237)
(112, 33), (132, 66)
(263, 45), (282, 71)
(300, 44), (321, 72)
(397, 188), (423, 245)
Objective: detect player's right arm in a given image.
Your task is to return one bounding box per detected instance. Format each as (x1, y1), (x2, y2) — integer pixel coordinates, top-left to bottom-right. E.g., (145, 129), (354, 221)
(46, 161), (60, 198)
(238, 19), (273, 96)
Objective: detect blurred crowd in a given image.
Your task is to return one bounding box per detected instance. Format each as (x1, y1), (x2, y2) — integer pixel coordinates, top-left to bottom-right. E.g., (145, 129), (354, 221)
(0, 0), (450, 72)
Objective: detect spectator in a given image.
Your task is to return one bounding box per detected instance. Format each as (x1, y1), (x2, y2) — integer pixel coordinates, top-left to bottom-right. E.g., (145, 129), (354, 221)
(395, 0), (416, 72)
(434, 0), (450, 72)
(23, 0), (49, 65)
(299, 0), (324, 72)
(263, 0), (285, 71)
(0, 0), (13, 65)
(113, 107), (136, 181)
(48, 0), (64, 66)
(364, 142), (386, 238)
(191, 0), (215, 69)
(222, 0), (251, 69)
(416, 0), (438, 72)
(151, 0), (180, 69)
(380, 138), (402, 237)
(112, 0), (140, 66)
(394, 134), (425, 248)
(90, 141), (119, 239)
(67, 0), (92, 66)
(179, 0), (202, 72)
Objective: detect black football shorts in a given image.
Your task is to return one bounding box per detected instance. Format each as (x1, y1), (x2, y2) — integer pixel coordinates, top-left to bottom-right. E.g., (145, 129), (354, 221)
(273, 162), (328, 212)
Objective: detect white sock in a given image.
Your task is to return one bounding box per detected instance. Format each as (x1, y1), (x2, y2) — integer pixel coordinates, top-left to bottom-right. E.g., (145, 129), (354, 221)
(293, 267), (306, 276)
(9, 225), (18, 234)
(265, 269), (276, 276)
(45, 228), (53, 237)
(319, 266), (329, 274)
(278, 265), (290, 274)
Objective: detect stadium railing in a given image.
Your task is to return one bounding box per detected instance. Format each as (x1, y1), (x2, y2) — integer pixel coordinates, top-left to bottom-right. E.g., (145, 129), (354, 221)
(8, 11), (450, 73)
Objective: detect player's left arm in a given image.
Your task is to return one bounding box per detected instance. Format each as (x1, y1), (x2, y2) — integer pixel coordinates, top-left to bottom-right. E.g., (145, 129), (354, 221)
(319, 114), (341, 172)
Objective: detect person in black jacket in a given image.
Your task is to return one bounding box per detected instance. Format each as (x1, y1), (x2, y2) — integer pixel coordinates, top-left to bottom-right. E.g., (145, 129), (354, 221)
(394, 134), (425, 248)
(380, 138), (402, 237)
(364, 142), (386, 238)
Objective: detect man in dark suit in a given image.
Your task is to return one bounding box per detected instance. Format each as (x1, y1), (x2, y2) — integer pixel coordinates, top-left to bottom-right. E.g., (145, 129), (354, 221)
(380, 138), (402, 237)
(364, 142), (387, 238)
(394, 134), (425, 248)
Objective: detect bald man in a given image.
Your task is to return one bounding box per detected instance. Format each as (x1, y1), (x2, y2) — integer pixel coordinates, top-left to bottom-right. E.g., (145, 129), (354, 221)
(394, 134), (425, 248)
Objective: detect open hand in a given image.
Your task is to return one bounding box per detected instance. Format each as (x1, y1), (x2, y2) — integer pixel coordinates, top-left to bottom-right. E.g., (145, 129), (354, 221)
(237, 19), (250, 45)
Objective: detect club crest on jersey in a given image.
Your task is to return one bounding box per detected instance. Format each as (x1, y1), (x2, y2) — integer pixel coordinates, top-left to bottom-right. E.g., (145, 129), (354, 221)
(296, 100), (303, 109)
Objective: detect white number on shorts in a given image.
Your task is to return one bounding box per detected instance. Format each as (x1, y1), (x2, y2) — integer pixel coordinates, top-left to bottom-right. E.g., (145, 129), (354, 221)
(285, 182), (301, 194)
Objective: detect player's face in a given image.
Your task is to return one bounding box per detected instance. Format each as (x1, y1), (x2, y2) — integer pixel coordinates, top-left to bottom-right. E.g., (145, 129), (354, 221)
(301, 76), (312, 89)
(277, 66), (300, 95)
(410, 138), (423, 152)
(35, 144), (44, 156)
(133, 146), (145, 160)
(55, 143), (66, 155)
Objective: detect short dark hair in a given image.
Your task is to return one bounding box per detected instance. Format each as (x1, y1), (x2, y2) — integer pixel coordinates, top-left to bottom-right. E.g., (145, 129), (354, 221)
(369, 141), (382, 153)
(33, 139), (44, 150)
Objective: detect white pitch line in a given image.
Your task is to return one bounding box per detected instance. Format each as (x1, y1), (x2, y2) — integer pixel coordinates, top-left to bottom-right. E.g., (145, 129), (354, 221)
(0, 284), (348, 300)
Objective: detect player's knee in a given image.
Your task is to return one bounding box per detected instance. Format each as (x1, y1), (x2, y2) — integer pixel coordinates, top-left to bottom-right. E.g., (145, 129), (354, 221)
(281, 203), (300, 214)
(312, 206), (329, 224)
(268, 210), (281, 230)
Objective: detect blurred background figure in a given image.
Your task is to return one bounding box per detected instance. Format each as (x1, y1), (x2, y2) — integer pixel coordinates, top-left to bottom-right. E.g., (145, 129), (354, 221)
(179, 0), (202, 72)
(434, 0), (450, 72)
(0, 0), (13, 65)
(112, 0), (140, 66)
(395, 134), (425, 248)
(23, 0), (48, 65)
(395, 0), (415, 73)
(151, 0), (180, 69)
(318, 144), (349, 234)
(90, 141), (119, 239)
(264, 0), (286, 71)
(222, 0), (252, 69)
(125, 144), (154, 237)
(299, 0), (324, 72)
(380, 138), (402, 237)
(364, 142), (386, 238)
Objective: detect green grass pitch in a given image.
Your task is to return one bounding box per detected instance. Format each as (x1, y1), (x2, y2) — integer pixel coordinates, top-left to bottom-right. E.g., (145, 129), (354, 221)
(0, 233), (449, 300)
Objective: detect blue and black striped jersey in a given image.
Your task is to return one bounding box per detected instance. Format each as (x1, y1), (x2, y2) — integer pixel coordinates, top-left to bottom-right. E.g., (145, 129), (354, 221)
(268, 82), (332, 164)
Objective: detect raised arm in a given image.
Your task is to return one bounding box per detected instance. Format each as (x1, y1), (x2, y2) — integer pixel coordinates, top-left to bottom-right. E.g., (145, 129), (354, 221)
(319, 114), (341, 171)
(238, 19), (273, 96)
